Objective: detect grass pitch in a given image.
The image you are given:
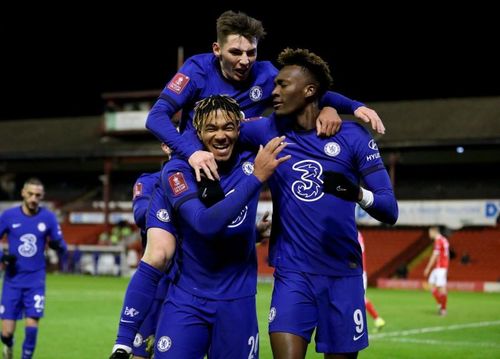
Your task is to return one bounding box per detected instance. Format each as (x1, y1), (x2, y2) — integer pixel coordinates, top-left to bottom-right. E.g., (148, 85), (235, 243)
(4, 274), (500, 358)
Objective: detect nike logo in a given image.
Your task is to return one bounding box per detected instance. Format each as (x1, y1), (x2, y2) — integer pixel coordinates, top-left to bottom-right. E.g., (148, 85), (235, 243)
(336, 186), (347, 192)
(353, 332), (365, 341)
(120, 319), (135, 323)
(202, 188), (208, 198)
(12, 223), (21, 228)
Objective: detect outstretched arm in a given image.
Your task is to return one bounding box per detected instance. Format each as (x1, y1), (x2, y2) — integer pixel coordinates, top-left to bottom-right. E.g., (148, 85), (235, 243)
(318, 91), (385, 136)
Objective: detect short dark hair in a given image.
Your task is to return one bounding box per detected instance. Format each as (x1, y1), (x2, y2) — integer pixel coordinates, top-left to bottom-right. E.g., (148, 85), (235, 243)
(23, 177), (43, 187)
(277, 48), (333, 97)
(216, 10), (266, 45)
(193, 95), (242, 132)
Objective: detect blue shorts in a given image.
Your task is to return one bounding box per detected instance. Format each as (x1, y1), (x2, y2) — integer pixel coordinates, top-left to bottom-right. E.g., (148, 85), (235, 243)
(154, 285), (259, 359)
(268, 267), (368, 354)
(132, 276), (170, 357)
(0, 283), (46, 320)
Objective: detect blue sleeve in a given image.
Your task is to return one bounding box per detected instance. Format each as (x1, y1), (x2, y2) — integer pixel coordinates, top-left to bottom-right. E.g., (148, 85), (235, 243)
(0, 213), (7, 237)
(362, 168), (398, 225)
(133, 196), (149, 230)
(146, 184), (176, 235)
(238, 117), (274, 149)
(145, 58), (205, 160)
(146, 98), (201, 160)
(164, 166), (263, 238)
(48, 213), (67, 255)
(320, 91), (364, 114)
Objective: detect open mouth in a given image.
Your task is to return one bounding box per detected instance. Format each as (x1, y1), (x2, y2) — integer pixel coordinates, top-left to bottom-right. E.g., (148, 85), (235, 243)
(212, 143), (231, 157)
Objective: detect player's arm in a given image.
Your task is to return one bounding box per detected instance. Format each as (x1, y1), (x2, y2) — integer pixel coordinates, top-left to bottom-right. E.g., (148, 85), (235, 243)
(47, 214), (67, 255)
(319, 92), (385, 135)
(169, 137), (289, 237)
(424, 251), (438, 277)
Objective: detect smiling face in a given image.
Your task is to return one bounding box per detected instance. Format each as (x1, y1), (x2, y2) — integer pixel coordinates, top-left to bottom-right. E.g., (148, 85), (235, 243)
(213, 34), (257, 82)
(198, 109), (240, 162)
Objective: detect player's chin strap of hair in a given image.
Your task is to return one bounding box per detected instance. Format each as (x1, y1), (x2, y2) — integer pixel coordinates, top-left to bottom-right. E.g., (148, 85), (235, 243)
(358, 187), (374, 209)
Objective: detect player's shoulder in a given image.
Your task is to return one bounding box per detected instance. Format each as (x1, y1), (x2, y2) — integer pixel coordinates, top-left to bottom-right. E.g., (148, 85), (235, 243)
(184, 53), (215, 71)
(162, 157), (191, 174)
(341, 120), (370, 134)
(136, 171), (161, 184)
(39, 207), (57, 219)
(253, 60), (278, 72)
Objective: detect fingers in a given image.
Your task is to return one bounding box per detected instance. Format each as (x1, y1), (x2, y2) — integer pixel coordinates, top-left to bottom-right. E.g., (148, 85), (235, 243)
(194, 167), (201, 182)
(316, 119), (322, 136)
(262, 210), (270, 221)
(201, 165), (214, 181)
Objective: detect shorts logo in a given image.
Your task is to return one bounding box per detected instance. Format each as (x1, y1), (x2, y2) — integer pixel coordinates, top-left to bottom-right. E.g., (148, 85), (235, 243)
(156, 209), (171, 222)
(167, 73), (190, 94)
(242, 161), (254, 175)
(37, 222), (47, 232)
(133, 182), (143, 199)
(168, 172), (188, 196)
(124, 306), (139, 317)
(268, 307), (276, 323)
(249, 86), (263, 101)
(133, 333), (143, 347)
(324, 142), (341, 157)
(157, 336), (172, 352)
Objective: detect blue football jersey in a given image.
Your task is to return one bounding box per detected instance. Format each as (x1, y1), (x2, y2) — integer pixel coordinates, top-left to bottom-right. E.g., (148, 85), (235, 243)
(147, 53), (365, 160)
(0, 206), (65, 287)
(133, 171), (161, 244)
(240, 116), (393, 276)
(160, 151), (262, 300)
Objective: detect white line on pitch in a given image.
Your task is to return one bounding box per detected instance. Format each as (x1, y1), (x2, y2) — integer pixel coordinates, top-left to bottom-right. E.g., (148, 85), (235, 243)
(370, 320), (500, 339)
(382, 337), (500, 348)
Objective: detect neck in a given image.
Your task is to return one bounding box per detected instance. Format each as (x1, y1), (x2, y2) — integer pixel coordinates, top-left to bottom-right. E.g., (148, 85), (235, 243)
(294, 102), (320, 131)
(22, 204), (38, 216)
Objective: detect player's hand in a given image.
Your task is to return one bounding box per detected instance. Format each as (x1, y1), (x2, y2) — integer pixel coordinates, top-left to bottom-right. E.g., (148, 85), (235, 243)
(316, 107), (341, 137)
(354, 106), (385, 134)
(1, 254), (17, 267)
(188, 150), (219, 182)
(253, 136), (291, 182)
(322, 171), (361, 202)
(49, 240), (67, 256)
(197, 175), (225, 207)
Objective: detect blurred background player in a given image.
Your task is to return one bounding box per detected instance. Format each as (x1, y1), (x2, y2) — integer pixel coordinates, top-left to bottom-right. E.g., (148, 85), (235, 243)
(239, 48), (398, 358)
(145, 10), (385, 181)
(424, 225), (450, 316)
(357, 231), (386, 332)
(110, 143), (172, 359)
(0, 177), (67, 359)
(153, 95), (288, 358)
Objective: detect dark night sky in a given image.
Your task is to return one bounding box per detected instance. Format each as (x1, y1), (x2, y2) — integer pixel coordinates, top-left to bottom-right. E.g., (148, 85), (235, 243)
(2, 3), (499, 120)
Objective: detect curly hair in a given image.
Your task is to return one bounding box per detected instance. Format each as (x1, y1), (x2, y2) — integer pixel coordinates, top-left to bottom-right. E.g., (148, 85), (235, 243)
(193, 94), (243, 132)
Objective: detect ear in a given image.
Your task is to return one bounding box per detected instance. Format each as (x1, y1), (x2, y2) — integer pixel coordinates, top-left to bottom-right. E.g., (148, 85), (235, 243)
(212, 42), (221, 57)
(304, 84), (317, 99)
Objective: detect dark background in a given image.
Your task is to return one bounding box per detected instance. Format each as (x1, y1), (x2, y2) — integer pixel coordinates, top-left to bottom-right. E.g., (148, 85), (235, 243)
(2, 3), (499, 120)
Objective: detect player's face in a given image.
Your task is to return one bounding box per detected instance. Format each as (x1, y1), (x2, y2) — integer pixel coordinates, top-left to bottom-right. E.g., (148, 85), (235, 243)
(199, 110), (240, 162)
(213, 34), (257, 82)
(21, 184), (44, 213)
(272, 65), (311, 116)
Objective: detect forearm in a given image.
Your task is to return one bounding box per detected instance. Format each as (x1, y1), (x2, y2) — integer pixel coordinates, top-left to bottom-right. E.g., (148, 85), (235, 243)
(320, 91), (364, 114)
(179, 175), (262, 237)
(146, 99), (200, 159)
